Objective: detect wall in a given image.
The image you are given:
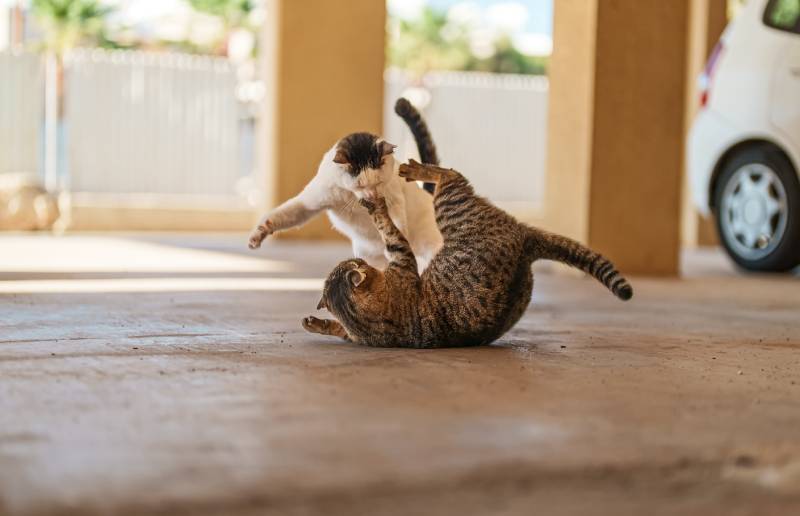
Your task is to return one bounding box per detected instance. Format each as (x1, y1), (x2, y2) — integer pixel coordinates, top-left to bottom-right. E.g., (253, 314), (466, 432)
(65, 49), (247, 200)
(384, 70), (548, 220)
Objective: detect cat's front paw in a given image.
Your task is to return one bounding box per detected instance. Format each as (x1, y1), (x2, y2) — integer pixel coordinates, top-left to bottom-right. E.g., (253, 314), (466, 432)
(398, 159), (425, 182)
(302, 315), (327, 334)
(359, 197), (387, 215)
(358, 198), (375, 213)
(248, 220), (274, 249)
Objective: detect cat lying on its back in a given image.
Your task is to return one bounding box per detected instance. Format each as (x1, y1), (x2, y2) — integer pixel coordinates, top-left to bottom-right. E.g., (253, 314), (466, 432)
(304, 160), (633, 348)
(248, 98), (442, 272)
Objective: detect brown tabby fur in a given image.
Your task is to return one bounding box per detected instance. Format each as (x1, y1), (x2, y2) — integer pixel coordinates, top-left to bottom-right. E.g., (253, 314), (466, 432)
(303, 160), (633, 348)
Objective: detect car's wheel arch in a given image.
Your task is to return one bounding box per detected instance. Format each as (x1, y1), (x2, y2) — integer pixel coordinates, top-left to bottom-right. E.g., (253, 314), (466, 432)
(708, 138), (798, 211)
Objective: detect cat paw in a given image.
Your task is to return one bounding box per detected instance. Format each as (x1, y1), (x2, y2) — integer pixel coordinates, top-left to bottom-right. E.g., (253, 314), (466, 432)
(359, 197), (387, 215)
(302, 315), (327, 334)
(398, 159), (425, 182)
(248, 220), (274, 249)
(358, 198), (375, 213)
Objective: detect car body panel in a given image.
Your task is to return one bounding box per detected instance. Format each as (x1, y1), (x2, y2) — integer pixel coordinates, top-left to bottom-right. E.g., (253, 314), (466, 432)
(771, 40), (800, 154)
(688, 110), (796, 215)
(688, 0), (800, 214)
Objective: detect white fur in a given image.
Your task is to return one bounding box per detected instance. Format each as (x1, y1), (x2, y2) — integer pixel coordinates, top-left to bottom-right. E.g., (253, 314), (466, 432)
(249, 142), (442, 272)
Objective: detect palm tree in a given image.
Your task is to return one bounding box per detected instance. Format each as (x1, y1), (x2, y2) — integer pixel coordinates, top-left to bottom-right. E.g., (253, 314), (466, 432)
(30, 0), (112, 191)
(188, 0), (253, 28)
(188, 0), (253, 55)
(32, 0), (111, 55)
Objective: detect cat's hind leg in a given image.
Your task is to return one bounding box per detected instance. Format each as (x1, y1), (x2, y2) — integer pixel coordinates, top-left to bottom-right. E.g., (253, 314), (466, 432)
(302, 316), (351, 341)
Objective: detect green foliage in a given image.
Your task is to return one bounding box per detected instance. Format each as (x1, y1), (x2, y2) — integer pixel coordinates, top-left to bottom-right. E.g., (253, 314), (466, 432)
(468, 36), (547, 75)
(31, 0), (112, 54)
(389, 8), (473, 72)
(29, 0), (256, 56)
(388, 6), (547, 76)
(188, 0), (253, 28)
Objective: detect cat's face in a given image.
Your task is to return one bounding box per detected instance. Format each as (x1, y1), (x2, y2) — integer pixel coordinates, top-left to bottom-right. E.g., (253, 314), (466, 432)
(333, 132), (396, 199)
(317, 258), (384, 319)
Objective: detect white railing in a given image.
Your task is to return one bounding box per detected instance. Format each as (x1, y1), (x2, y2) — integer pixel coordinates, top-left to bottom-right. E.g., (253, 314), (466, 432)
(2, 54), (548, 213)
(384, 68), (548, 209)
(0, 51), (42, 176)
(65, 49), (248, 200)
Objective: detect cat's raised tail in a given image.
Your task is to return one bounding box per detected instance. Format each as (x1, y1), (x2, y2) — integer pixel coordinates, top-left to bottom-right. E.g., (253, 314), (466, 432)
(525, 227), (633, 301)
(394, 98), (439, 165)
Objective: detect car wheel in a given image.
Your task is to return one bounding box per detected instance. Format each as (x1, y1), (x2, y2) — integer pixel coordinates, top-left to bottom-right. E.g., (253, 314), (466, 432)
(714, 146), (800, 272)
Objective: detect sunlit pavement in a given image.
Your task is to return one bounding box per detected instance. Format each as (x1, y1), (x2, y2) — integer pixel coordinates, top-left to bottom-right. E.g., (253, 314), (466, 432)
(1, 233), (799, 515)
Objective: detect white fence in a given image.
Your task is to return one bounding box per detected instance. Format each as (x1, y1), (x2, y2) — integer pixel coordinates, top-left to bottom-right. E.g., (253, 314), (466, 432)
(2, 53), (548, 212)
(0, 49), (250, 204)
(385, 69), (548, 208)
(65, 49), (246, 198)
(0, 51), (42, 176)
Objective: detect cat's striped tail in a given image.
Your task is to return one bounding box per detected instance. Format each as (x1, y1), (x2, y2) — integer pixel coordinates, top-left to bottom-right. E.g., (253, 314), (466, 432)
(394, 98), (438, 165)
(526, 227), (633, 301)
(394, 98), (439, 194)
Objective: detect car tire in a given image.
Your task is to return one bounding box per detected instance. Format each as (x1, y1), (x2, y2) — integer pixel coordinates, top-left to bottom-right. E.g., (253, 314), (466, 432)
(714, 146), (800, 272)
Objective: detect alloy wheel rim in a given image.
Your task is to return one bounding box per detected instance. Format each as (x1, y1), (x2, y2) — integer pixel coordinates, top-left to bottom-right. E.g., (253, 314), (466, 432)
(720, 163), (788, 261)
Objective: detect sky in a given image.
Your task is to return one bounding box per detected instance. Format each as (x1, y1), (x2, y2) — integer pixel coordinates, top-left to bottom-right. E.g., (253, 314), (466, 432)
(391, 0), (552, 35)
(3, 0), (553, 35)
(388, 0), (553, 55)
(3, 0), (554, 55)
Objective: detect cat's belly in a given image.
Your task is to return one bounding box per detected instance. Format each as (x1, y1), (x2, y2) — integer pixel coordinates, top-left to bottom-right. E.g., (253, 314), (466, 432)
(418, 259), (534, 347)
(404, 182), (443, 267)
(326, 208), (386, 262)
(327, 207), (378, 240)
(327, 202), (440, 273)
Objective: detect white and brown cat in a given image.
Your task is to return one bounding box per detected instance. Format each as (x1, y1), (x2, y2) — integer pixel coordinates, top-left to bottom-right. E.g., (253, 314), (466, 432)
(248, 98), (442, 272)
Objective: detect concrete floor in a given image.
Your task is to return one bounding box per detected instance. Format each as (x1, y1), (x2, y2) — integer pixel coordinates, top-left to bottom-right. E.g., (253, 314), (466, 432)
(1, 234), (799, 516)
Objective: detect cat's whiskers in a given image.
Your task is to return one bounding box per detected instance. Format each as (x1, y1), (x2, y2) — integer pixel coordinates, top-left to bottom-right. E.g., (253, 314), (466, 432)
(341, 195), (359, 215)
(248, 98), (442, 278)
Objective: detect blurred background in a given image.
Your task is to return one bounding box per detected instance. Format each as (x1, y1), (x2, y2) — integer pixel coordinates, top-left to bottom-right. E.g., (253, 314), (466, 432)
(0, 0), (794, 278)
(0, 0), (557, 230)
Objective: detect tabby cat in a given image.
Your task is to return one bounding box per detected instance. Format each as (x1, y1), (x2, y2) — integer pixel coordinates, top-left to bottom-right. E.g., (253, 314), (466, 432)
(303, 160), (633, 348)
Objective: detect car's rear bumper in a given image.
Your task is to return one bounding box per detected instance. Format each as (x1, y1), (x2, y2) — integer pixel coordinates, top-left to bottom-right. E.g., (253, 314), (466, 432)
(687, 109), (741, 216)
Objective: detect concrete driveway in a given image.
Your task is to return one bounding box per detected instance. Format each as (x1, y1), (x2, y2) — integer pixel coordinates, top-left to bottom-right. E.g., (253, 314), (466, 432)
(1, 234), (799, 515)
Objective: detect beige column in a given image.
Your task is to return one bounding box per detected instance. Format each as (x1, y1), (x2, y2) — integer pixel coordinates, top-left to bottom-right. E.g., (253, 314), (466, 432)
(259, 0), (386, 239)
(545, 0), (690, 276)
(683, 0), (728, 247)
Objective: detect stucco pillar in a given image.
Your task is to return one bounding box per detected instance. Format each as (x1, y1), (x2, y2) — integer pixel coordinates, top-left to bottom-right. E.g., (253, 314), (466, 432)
(545, 0), (691, 276)
(683, 0), (728, 247)
(259, 0), (386, 239)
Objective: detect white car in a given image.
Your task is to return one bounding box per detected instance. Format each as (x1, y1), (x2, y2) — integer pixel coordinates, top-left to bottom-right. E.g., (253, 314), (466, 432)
(688, 0), (800, 271)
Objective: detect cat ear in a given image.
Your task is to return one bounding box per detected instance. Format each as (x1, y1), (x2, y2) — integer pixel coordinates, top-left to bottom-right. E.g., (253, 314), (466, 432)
(333, 150), (349, 165)
(316, 295), (327, 310)
(347, 268), (367, 287)
(378, 141), (397, 157)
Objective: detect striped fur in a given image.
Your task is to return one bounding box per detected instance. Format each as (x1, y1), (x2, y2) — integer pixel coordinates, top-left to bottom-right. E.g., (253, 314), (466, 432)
(307, 160), (633, 348)
(394, 98), (439, 165)
(526, 227), (633, 301)
(394, 98), (438, 194)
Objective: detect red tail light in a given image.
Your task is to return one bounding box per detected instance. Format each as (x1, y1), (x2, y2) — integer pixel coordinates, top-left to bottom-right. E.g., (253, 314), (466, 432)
(699, 40), (724, 108)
